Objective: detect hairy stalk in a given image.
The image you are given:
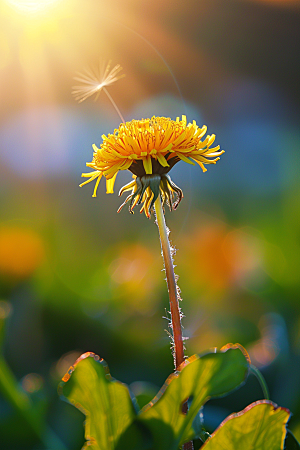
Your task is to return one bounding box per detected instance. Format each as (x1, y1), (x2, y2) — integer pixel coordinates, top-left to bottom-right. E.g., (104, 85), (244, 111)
(154, 195), (193, 450)
(154, 195), (185, 369)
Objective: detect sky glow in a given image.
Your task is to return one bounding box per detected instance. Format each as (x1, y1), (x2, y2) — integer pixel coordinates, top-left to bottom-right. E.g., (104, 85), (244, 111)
(4, 0), (61, 14)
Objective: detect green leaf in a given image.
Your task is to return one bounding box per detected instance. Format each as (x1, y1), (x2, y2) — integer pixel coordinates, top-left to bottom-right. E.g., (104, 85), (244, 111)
(60, 345), (250, 450)
(201, 400), (290, 450)
(60, 352), (137, 450)
(126, 344), (250, 450)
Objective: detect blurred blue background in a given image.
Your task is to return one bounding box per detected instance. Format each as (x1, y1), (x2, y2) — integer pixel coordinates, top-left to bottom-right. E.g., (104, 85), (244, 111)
(0, 0), (300, 448)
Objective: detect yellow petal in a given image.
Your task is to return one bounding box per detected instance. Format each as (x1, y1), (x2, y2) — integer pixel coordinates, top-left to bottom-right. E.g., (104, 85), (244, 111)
(103, 161), (123, 177)
(206, 150), (225, 157)
(119, 160), (133, 171)
(175, 152), (195, 165)
(119, 179), (136, 196)
(160, 126), (173, 148)
(194, 159), (207, 172)
(171, 129), (187, 147)
(207, 134), (216, 146)
(195, 125), (207, 139)
(79, 172), (100, 187)
(197, 136), (210, 149)
(123, 135), (141, 154)
(205, 145), (220, 153)
(92, 173), (103, 197)
(106, 172), (118, 194)
(142, 154), (153, 174)
(156, 153), (170, 167)
(81, 170), (100, 178)
(92, 143), (100, 153)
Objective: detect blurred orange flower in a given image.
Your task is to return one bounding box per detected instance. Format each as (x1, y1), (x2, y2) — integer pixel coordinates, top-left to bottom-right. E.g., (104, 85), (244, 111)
(108, 243), (160, 314)
(180, 222), (262, 294)
(0, 226), (45, 280)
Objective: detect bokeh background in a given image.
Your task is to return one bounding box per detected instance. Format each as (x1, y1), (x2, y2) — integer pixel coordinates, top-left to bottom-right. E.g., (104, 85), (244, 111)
(1, 0), (300, 448)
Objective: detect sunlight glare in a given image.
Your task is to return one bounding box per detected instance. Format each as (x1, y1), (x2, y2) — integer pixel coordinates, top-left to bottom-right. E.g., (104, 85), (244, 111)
(4, 0), (61, 15)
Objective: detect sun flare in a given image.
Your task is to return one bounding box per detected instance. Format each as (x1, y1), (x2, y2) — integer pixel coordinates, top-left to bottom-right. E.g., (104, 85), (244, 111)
(4, 0), (61, 14)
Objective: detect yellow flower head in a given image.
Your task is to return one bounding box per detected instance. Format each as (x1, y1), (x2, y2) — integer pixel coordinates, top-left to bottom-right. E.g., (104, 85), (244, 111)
(80, 115), (224, 217)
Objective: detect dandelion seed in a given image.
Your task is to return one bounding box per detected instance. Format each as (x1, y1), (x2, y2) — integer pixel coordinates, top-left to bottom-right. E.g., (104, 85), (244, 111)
(72, 60), (125, 103)
(72, 60), (126, 123)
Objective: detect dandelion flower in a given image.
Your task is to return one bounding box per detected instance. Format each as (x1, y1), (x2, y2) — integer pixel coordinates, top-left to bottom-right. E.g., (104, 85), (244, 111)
(72, 61), (125, 103)
(80, 115), (225, 218)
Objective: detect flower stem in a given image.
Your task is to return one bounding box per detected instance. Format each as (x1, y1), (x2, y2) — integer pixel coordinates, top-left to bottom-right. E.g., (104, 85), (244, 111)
(154, 196), (194, 450)
(154, 195), (185, 370)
